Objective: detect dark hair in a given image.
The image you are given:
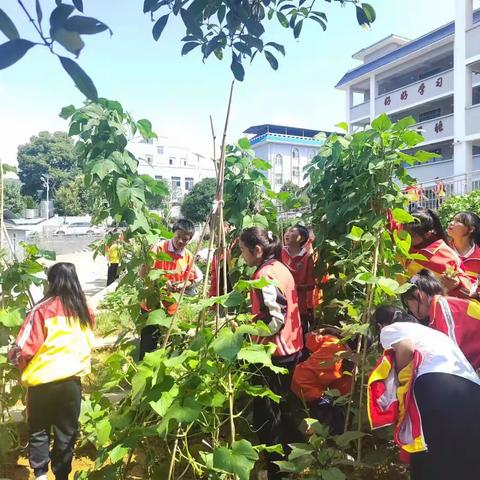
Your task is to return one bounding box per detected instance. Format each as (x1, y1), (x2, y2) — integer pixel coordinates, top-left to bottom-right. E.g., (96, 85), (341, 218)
(452, 211), (480, 246)
(374, 305), (418, 328)
(173, 219), (195, 237)
(240, 227), (282, 261)
(292, 224), (309, 247)
(400, 269), (444, 317)
(44, 262), (92, 328)
(405, 208), (447, 245)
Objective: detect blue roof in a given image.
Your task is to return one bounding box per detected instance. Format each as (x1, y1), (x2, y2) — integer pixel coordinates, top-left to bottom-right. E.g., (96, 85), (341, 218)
(244, 124), (333, 138)
(336, 10), (480, 88)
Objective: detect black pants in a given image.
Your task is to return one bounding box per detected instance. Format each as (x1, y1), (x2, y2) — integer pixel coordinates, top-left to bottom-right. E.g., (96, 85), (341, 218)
(106, 263), (119, 286)
(27, 378), (81, 480)
(411, 373), (480, 480)
(139, 324), (160, 361)
(253, 352), (303, 480)
(300, 309), (314, 338)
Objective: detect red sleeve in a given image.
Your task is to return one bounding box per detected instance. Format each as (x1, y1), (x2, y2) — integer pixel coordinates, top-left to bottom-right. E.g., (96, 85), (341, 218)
(8, 307), (47, 371)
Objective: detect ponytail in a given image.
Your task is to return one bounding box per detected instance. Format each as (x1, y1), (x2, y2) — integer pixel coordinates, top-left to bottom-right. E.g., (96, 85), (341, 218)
(406, 208), (447, 244)
(240, 227), (282, 262)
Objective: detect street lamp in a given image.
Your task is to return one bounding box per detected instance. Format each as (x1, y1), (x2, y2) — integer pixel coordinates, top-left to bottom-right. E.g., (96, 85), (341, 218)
(41, 174), (50, 220)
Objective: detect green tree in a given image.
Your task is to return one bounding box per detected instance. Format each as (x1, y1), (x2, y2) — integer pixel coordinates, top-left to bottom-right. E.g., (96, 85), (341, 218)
(181, 177), (216, 223)
(279, 180), (309, 209)
(437, 191), (480, 228)
(54, 175), (96, 216)
(17, 131), (80, 197)
(144, 177), (170, 211)
(3, 179), (25, 215)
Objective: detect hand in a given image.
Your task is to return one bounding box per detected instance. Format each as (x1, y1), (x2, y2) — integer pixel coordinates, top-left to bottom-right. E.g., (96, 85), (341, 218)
(439, 274), (460, 292)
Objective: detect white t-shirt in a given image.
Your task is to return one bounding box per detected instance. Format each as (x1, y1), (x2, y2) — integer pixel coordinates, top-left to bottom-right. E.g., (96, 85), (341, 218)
(380, 322), (480, 386)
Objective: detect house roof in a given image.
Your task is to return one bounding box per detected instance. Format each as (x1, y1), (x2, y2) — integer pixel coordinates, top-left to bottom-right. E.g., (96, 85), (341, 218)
(336, 10), (480, 88)
(351, 34), (410, 61)
(244, 124), (333, 139)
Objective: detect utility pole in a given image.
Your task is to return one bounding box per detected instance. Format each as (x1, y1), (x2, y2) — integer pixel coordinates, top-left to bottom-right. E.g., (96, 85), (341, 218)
(41, 173), (50, 220)
(0, 156), (4, 251)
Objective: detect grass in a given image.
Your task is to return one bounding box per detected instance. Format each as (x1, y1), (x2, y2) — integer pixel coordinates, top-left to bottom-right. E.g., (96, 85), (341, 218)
(95, 310), (133, 337)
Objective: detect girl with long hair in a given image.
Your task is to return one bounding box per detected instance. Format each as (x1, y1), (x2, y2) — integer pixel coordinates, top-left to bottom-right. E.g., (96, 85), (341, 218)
(239, 227), (303, 480)
(9, 262), (94, 480)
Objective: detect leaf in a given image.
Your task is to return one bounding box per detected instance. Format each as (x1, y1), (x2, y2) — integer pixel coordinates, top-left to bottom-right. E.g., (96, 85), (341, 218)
(362, 3), (376, 23)
(64, 16), (111, 35)
(322, 467), (347, 480)
(49, 4), (75, 32)
(252, 158), (271, 170)
(334, 430), (367, 448)
(346, 225), (364, 241)
(158, 397), (201, 433)
(264, 50), (278, 70)
(59, 104), (76, 119)
(116, 178), (131, 206)
(265, 41), (285, 56)
(211, 329), (244, 362)
(0, 309), (23, 328)
(73, 0), (84, 12)
(378, 277), (400, 296)
(238, 137), (250, 149)
(181, 41), (200, 55)
(371, 113), (392, 132)
(0, 8), (19, 40)
(58, 56), (98, 100)
(0, 39), (35, 70)
(276, 11), (289, 27)
(238, 344), (287, 373)
(311, 15), (327, 31)
(95, 419), (112, 447)
(153, 14), (169, 40)
(212, 440), (259, 480)
(336, 122), (348, 132)
(355, 5), (371, 28)
(391, 208), (414, 224)
(230, 53), (245, 81)
(146, 308), (171, 327)
(108, 444), (129, 464)
(53, 27), (85, 56)
(35, 0), (43, 25)
(180, 8), (203, 38)
(137, 119), (156, 139)
(293, 19), (303, 39)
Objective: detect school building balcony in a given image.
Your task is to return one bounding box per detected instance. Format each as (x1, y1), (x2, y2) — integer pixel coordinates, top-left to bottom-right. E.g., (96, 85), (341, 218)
(466, 22), (480, 60)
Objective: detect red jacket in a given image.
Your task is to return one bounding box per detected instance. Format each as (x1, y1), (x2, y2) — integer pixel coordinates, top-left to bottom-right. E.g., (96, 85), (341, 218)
(456, 244), (480, 281)
(430, 295), (480, 369)
(281, 246), (316, 314)
(250, 258), (304, 357)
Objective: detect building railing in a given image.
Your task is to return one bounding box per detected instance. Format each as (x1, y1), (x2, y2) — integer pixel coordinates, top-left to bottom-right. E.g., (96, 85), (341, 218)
(403, 169), (480, 210)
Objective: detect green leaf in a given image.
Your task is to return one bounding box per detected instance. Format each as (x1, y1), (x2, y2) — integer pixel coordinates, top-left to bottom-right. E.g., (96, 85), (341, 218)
(64, 16), (111, 35)
(362, 3), (376, 23)
(153, 14), (169, 41)
(293, 19), (303, 39)
(58, 56), (98, 100)
(35, 0), (43, 25)
(211, 329), (244, 362)
(49, 4), (74, 32)
(158, 397), (201, 433)
(355, 5), (371, 28)
(181, 41), (200, 55)
(346, 225), (364, 241)
(146, 308), (171, 327)
(276, 11), (289, 27)
(393, 116), (416, 130)
(264, 50), (278, 70)
(334, 430), (367, 448)
(137, 119), (156, 139)
(238, 137), (250, 149)
(53, 27), (85, 56)
(230, 53), (245, 81)
(116, 178), (131, 206)
(371, 113), (392, 132)
(252, 158), (271, 170)
(95, 419), (112, 447)
(72, 0), (84, 12)
(238, 344), (287, 373)
(0, 39), (36, 70)
(212, 440), (259, 480)
(322, 467), (347, 480)
(336, 122), (348, 132)
(391, 208), (414, 224)
(265, 42), (285, 56)
(378, 277), (400, 296)
(108, 444), (129, 464)
(0, 309), (23, 328)
(180, 8), (203, 38)
(59, 104), (76, 119)
(0, 8), (19, 40)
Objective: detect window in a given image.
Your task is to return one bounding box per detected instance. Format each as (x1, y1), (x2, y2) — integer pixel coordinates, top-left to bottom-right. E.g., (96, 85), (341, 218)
(169, 157), (175, 165)
(157, 146), (164, 155)
(292, 148), (299, 160)
(185, 177), (194, 191)
(274, 154), (283, 167)
(292, 167), (300, 178)
(155, 175), (163, 180)
(275, 173), (283, 184)
(181, 158), (187, 166)
(418, 108), (441, 123)
(145, 154), (153, 165)
(171, 176), (181, 188)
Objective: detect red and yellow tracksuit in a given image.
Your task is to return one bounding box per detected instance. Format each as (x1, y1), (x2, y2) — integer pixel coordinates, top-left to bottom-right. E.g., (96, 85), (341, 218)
(429, 295), (480, 370)
(250, 258), (304, 356)
(8, 296), (94, 387)
(406, 239), (472, 296)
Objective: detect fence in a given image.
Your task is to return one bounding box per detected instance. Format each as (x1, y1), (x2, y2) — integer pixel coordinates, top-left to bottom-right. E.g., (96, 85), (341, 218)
(403, 169), (480, 210)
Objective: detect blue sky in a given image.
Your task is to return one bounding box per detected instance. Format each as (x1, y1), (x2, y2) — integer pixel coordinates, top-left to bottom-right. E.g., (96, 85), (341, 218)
(0, 0), (456, 165)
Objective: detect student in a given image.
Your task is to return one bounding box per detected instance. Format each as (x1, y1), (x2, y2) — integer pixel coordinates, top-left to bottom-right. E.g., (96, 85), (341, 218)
(403, 208), (472, 296)
(105, 228), (122, 286)
(291, 329), (352, 435)
(401, 269), (480, 370)
(370, 306), (480, 480)
(281, 225), (316, 333)
(139, 219), (202, 359)
(447, 211), (480, 287)
(8, 263), (94, 480)
(239, 227), (303, 480)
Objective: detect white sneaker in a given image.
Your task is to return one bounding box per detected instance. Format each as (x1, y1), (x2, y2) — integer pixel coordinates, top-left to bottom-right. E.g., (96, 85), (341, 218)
(35, 475), (48, 480)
